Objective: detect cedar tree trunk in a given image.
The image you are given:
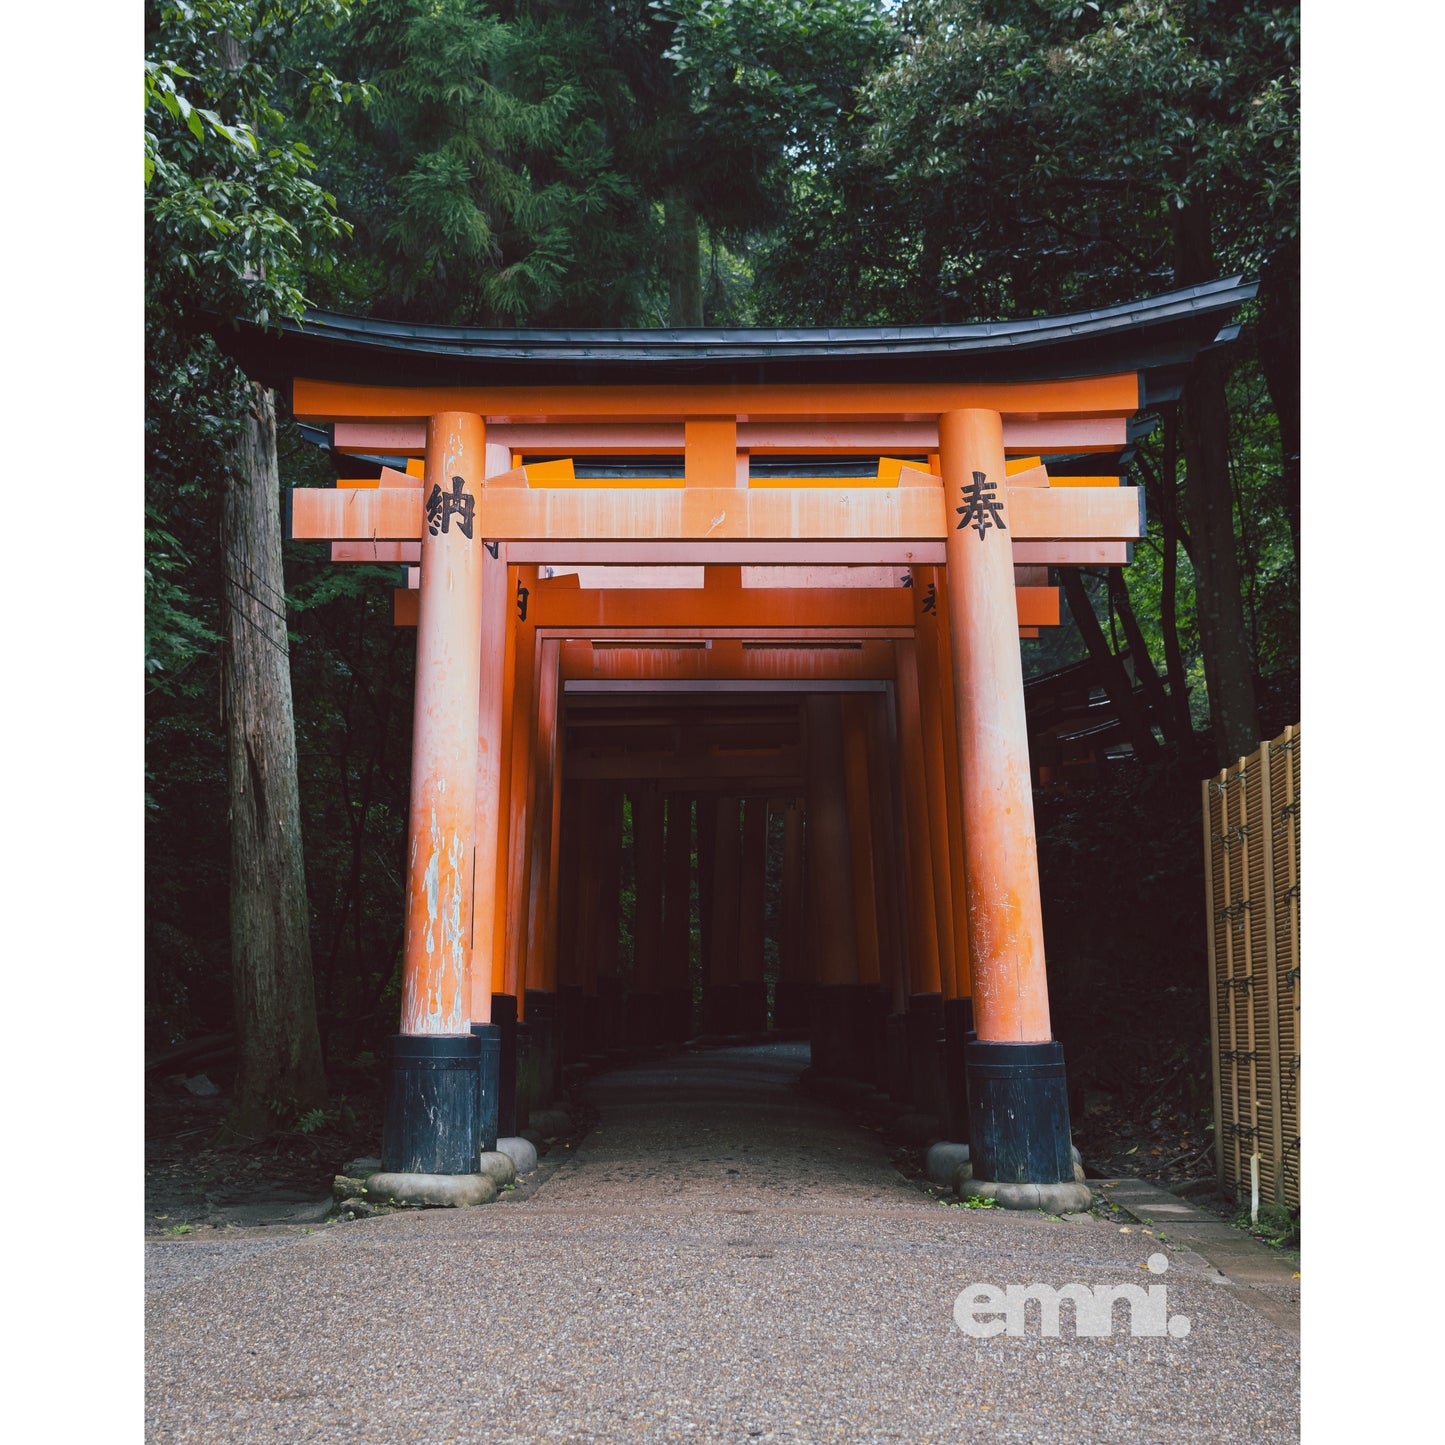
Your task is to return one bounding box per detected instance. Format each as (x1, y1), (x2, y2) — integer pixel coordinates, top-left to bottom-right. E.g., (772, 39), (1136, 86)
(1173, 199), (1261, 768)
(219, 381), (326, 1139)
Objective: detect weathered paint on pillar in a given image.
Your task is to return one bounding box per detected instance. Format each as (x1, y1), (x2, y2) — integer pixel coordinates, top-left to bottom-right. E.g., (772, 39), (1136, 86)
(401, 411), (487, 1035)
(939, 408), (1051, 1044)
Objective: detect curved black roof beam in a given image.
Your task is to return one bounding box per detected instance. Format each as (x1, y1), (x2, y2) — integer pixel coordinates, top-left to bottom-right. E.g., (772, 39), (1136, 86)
(217, 276), (1256, 409)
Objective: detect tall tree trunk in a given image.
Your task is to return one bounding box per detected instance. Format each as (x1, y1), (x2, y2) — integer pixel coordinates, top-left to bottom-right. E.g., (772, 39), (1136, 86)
(219, 381), (326, 1140)
(663, 190), (703, 327)
(1058, 568), (1159, 759)
(1256, 235), (1300, 562)
(1172, 199), (1260, 769)
(1153, 417), (1197, 758)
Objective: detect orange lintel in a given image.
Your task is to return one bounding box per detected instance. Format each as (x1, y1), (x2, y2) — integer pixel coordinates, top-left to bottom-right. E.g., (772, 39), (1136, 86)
(290, 484), (1141, 545)
(293, 374), (1140, 426)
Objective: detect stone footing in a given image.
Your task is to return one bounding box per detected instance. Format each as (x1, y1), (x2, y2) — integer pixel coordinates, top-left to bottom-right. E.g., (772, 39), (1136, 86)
(496, 1136), (538, 1174)
(363, 1172), (498, 1208)
(957, 1178), (1093, 1213)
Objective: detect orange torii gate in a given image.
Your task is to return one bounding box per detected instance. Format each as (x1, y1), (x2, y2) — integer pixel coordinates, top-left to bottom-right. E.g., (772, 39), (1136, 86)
(233, 276), (1254, 1207)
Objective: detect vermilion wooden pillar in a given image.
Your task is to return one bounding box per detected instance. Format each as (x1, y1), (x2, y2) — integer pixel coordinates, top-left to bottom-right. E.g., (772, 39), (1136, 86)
(520, 636), (562, 1114)
(939, 407), (1075, 1188)
(910, 571), (962, 1001)
(384, 412), (489, 1175)
(894, 638), (949, 1125)
(893, 641), (941, 997)
(469, 523), (511, 1028)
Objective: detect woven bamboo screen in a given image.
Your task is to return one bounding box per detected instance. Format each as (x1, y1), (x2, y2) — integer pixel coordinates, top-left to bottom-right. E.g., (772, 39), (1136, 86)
(1204, 724), (1300, 1209)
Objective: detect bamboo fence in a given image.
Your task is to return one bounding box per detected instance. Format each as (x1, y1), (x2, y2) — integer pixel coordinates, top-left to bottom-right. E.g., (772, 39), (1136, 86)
(1204, 724), (1300, 1209)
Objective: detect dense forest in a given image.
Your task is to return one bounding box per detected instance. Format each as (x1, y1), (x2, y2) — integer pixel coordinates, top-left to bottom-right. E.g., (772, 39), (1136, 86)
(144, 1), (1299, 1139)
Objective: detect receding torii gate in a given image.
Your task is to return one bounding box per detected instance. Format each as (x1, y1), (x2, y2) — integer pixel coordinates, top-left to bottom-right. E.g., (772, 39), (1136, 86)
(232, 275), (1254, 1207)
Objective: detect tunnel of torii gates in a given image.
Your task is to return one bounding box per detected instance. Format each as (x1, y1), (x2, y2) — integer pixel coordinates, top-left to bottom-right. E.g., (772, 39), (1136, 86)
(227, 275), (1255, 1206)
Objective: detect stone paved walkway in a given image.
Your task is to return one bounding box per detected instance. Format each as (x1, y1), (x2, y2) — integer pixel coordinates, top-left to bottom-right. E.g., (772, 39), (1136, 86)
(146, 1043), (1300, 1443)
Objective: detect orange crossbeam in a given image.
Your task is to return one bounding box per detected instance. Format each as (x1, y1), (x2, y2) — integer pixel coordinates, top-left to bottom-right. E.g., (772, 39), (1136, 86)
(295, 374), (1140, 426)
(290, 483), (1141, 545)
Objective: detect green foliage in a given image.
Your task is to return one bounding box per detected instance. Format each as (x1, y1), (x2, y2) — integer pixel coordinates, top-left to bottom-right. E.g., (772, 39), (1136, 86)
(145, 0), (369, 331)
(337, 0), (649, 324)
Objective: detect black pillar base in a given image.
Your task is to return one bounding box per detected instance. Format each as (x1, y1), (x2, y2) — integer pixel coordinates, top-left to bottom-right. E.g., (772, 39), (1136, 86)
(469, 1022), (501, 1153)
(525, 989), (558, 1106)
(493, 994), (519, 1138)
(965, 1039), (1075, 1185)
(514, 1021), (534, 1131)
(907, 993), (947, 1119)
(943, 997), (975, 1143)
(382, 1034), (481, 1175)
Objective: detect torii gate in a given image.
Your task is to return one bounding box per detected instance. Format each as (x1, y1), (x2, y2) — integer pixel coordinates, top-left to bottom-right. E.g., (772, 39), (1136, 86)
(232, 276), (1254, 1208)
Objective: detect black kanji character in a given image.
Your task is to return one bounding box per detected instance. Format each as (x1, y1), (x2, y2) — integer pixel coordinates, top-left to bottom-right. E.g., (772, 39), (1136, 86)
(516, 579), (530, 621)
(921, 582), (937, 615)
(425, 475), (476, 539)
(955, 470), (1006, 540)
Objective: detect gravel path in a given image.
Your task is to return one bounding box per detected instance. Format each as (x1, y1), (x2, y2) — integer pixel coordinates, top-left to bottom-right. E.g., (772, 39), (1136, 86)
(146, 1043), (1299, 1443)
